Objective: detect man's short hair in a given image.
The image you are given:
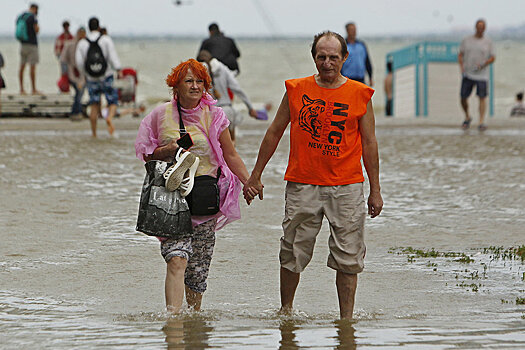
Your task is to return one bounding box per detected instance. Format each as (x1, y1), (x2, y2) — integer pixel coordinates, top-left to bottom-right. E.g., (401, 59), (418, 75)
(311, 31), (348, 59)
(517, 92), (524, 101)
(62, 21), (70, 29)
(208, 23), (219, 33)
(30, 3), (38, 10)
(345, 22), (356, 30)
(88, 17), (99, 31)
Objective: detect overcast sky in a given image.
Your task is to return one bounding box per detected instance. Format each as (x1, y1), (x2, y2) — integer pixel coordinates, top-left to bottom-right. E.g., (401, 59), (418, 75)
(1, 0), (523, 37)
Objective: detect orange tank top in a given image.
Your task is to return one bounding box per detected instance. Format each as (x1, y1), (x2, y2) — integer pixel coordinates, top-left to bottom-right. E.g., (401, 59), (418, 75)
(284, 75), (374, 186)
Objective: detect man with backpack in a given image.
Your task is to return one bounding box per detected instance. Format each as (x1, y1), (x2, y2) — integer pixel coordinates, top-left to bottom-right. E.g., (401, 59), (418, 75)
(75, 17), (122, 138)
(16, 3), (41, 95)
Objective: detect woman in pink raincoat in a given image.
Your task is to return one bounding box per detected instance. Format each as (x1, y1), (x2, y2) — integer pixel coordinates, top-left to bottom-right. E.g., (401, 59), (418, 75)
(135, 59), (255, 313)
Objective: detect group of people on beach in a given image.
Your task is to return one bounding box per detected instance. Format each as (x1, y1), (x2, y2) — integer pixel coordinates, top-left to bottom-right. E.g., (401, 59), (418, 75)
(12, 4), (123, 137)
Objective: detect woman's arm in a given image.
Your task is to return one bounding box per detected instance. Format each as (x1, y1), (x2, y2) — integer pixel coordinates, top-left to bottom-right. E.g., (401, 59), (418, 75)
(143, 140), (179, 162)
(218, 128), (250, 184)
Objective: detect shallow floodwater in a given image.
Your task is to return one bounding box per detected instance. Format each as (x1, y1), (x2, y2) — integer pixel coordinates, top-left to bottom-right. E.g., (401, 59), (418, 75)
(1, 116), (524, 349)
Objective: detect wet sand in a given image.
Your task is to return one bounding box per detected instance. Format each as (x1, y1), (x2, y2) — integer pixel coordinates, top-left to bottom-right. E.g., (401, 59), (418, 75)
(1, 114), (524, 348)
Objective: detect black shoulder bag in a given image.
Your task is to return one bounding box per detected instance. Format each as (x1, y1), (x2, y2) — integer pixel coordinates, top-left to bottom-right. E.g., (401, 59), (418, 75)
(177, 101), (221, 216)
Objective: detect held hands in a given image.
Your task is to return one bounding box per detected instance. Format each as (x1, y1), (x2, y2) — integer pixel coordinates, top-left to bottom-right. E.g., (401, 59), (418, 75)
(367, 191), (383, 218)
(243, 174), (264, 205)
(248, 108), (258, 119)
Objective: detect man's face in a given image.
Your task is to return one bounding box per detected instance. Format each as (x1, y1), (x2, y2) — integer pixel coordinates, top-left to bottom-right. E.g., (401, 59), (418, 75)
(475, 21), (486, 36)
(346, 24), (356, 40)
(314, 36), (347, 81)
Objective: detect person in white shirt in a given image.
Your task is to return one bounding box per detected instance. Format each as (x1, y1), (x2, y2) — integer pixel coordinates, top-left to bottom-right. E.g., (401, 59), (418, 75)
(197, 50), (257, 143)
(75, 17), (121, 137)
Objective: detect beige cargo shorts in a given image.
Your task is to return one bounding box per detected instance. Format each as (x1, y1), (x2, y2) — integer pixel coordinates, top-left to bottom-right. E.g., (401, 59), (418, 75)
(280, 181), (366, 274)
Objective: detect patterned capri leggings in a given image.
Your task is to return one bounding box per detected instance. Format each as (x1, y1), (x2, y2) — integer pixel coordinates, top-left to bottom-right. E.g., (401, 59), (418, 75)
(160, 219), (216, 294)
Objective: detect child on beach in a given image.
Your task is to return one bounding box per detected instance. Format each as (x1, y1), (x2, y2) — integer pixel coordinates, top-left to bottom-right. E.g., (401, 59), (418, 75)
(510, 92), (525, 117)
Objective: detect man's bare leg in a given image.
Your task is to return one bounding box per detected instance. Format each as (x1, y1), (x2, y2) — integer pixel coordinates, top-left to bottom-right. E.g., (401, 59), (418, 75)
(165, 257), (188, 313)
(185, 286), (203, 311)
(30, 64), (41, 94)
(461, 98), (470, 121)
(280, 266), (300, 314)
(89, 103), (101, 138)
(19, 64), (26, 94)
(106, 104), (117, 135)
(336, 271), (358, 320)
(479, 97), (487, 126)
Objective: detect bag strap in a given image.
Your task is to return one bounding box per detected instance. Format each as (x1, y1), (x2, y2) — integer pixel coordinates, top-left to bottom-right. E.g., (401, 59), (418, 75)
(177, 100), (186, 135)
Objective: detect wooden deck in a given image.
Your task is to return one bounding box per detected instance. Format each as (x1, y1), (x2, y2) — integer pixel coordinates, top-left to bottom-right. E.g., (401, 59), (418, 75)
(0, 93), (74, 117)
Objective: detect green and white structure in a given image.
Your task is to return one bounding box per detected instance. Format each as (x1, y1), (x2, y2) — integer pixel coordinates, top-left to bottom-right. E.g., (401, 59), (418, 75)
(386, 41), (494, 117)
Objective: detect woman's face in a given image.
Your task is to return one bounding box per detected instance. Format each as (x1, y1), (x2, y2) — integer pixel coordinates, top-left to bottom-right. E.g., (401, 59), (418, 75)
(176, 69), (205, 108)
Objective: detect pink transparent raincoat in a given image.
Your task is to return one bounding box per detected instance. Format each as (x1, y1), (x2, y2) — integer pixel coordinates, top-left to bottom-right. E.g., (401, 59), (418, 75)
(135, 93), (241, 232)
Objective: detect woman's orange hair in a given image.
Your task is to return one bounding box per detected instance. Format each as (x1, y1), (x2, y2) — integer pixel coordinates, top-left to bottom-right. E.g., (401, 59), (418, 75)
(166, 59), (212, 91)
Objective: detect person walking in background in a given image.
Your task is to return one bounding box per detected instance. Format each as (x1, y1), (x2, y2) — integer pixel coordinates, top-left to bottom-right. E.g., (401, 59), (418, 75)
(458, 19), (495, 131)
(0, 52), (5, 116)
(341, 22), (373, 86)
(16, 3), (41, 95)
(75, 17), (122, 137)
(243, 31), (383, 320)
(60, 27), (86, 121)
(510, 92), (525, 117)
(198, 23), (241, 75)
(54, 20), (73, 74)
(197, 50), (257, 144)
(384, 61), (393, 116)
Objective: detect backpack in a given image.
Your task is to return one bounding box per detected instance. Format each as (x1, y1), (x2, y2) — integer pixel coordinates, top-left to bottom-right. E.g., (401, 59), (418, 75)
(84, 35), (108, 77)
(15, 13), (30, 42)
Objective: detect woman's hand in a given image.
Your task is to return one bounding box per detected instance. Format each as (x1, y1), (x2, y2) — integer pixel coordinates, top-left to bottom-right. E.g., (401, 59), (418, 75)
(243, 174), (263, 205)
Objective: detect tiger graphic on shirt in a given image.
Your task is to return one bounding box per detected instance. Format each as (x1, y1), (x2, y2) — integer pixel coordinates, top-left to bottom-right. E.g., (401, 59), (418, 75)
(298, 94), (326, 141)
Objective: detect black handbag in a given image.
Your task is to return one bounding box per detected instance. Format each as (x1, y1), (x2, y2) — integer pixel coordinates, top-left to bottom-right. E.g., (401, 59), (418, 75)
(136, 160), (193, 238)
(177, 101), (221, 216)
(186, 168), (221, 216)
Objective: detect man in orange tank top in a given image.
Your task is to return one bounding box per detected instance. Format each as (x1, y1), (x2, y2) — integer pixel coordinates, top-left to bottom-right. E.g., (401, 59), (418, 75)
(244, 31), (383, 320)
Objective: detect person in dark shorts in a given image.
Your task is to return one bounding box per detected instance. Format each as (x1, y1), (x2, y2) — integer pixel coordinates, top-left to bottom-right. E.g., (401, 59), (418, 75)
(458, 19), (495, 131)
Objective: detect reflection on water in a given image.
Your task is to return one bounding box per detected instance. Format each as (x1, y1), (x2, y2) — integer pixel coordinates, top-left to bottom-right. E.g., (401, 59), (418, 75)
(334, 320), (357, 350)
(163, 319), (213, 350)
(279, 320), (300, 349)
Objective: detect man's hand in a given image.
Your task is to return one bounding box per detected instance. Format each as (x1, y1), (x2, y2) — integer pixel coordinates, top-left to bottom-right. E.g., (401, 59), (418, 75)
(248, 108), (257, 118)
(367, 191), (383, 218)
(243, 174), (264, 205)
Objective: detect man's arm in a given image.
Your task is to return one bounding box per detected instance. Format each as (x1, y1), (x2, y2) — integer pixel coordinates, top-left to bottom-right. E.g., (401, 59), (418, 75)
(458, 52), (464, 73)
(363, 42), (373, 86)
(231, 39), (240, 58)
(482, 55), (495, 69)
(243, 92), (291, 202)
(359, 100), (383, 218)
(105, 37), (121, 73)
(224, 68), (256, 117)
